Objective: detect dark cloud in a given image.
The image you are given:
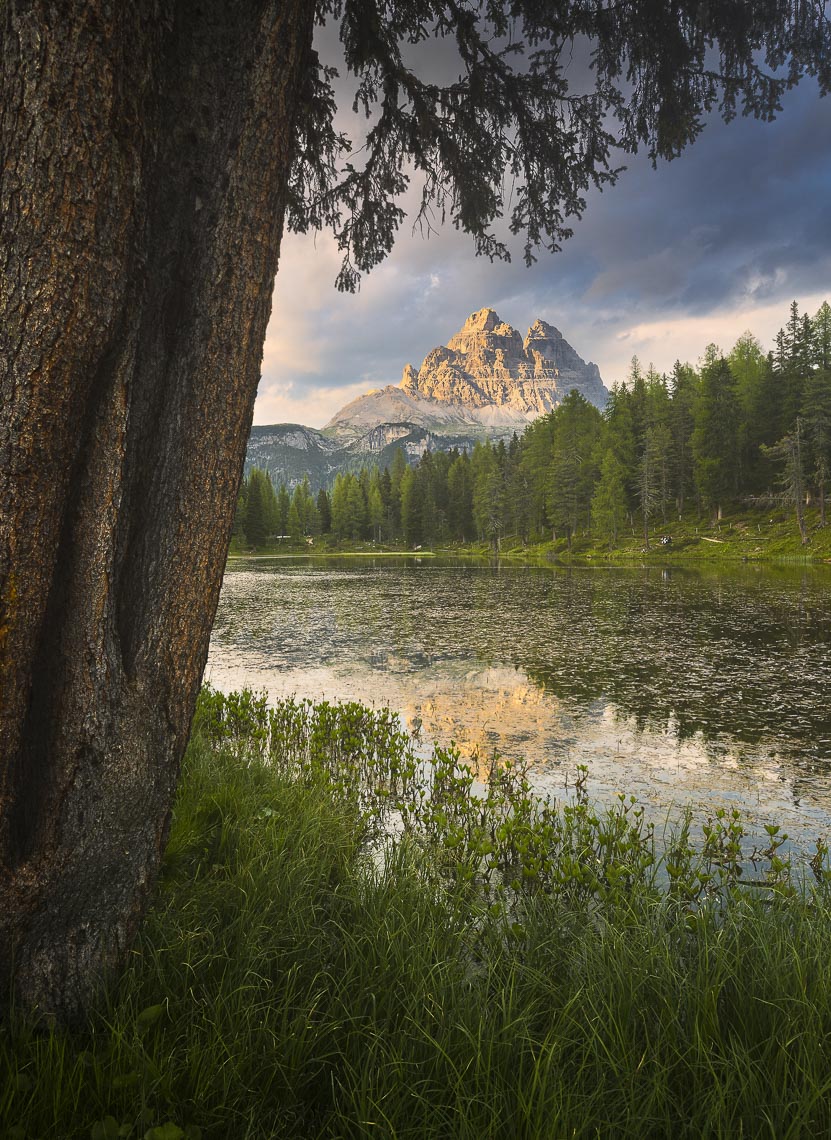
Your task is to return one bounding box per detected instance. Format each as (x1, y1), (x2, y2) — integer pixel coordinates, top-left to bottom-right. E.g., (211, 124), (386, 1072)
(257, 66), (831, 426)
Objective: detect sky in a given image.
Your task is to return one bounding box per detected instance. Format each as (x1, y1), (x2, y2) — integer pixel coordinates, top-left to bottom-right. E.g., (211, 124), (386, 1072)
(254, 35), (831, 430)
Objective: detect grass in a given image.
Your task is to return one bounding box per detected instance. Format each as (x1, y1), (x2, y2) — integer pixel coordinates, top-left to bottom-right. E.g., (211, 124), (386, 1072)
(5, 689), (831, 1138)
(228, 505), (831, 566)
(227, 537), (428, 560)
(486, 504), (831, 565)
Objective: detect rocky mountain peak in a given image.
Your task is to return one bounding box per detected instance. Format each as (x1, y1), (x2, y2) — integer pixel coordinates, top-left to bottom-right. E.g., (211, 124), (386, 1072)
(400, 363), (420, 394)
(525, 317), (562, 342)
(448, 308), (522, 357)
(324, 308), (607, 441)
(461, 306), (502, 332)
(523, 318), (588, 375)
(397, 309), (606, 411)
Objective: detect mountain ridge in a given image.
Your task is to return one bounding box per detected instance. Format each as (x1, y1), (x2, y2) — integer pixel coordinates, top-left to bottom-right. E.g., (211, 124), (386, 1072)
(323, 307), (607, 439)
(246, 309), (607, 488)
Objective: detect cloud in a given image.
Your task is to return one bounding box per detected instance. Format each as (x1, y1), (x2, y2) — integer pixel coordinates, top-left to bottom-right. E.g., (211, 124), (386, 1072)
(254, 377), (373, 428)
(255, 67), (831, 426)
(603, 292), (831, 380)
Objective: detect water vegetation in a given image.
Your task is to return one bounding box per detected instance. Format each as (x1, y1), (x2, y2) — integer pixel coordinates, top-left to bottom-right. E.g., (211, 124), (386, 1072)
(6, 688), (831, 1138)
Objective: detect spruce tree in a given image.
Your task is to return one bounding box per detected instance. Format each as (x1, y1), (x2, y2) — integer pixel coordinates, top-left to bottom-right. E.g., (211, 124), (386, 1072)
(591, 450), (628, 550)
(346, 475), (368, 541)
(400, 465), (422, 547)
(519, 415), (556, 538)
(277, 483), (291, 537)
(317, 487), (332, 534)
(812, 302), (831, 371)
(368, 471), (385, 542)
(6, 0), (830, 1024)
(803, 368), (831, 527)
(729, 333), (772, 492)
(692, 354), (740, 520)
(287, 500), (303, 542)
(244, 468), (271, 547)
(668, 362), (698, 516)
(547, 392), (602, 546)
(762, 419), (809, 543)
(447, 453), (474, 541)
(604, 384), (639, 515)
(643, 371), (674, 523)
(330, 473), (349, 540)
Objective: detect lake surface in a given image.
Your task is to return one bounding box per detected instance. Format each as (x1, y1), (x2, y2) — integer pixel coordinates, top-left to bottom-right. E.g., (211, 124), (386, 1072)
(207, 557), (831, 850)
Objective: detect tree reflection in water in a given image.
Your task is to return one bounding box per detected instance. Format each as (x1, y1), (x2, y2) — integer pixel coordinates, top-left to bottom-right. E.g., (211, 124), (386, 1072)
(208, 558), (831, 845)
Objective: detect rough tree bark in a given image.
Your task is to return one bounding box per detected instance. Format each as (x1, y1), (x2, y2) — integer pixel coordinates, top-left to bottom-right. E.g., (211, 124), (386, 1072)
(0, 0), (314, 1022)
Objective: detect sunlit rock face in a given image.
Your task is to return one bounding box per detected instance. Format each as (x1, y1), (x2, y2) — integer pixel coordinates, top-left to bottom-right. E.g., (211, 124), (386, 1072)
(249, 310), (609, 485)
(324, 308), (608, 440)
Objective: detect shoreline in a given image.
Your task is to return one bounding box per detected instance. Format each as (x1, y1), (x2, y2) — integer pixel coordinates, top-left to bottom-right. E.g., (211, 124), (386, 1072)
(227, 504), (831, 567)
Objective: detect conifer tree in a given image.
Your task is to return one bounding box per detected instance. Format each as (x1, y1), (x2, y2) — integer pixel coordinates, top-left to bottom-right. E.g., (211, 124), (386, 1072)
(777, 302), (812, 431)
(812, 302), (831, 371)
(692, 353), (740, 520)
(604, 384), (639, 514)
(729, 332), (772, 492)
(368, 470), (385, 542)
(277, 483), (291, 537)
(330, 473), (348, 540)
(287, 499), (303, 542)
(400, 465), (421, 546)
(519, 415), (556, 538)
(6, 0), (831, 1025)
(290, 477), (319, 537)
(379, 469), (396, 538)
(547, 392), (602, 546)
(668, 362), (698, 515)
(389, 448), (408, 535)
(347, 475), (368, 540)
(591, 450), (628, 550)
(317, 487), (332, 534)
(244, 468), (276, 547)
(803, 368), (831, 526)
(447, 452), (474, 541)
(763, 419), (809, 543)
(469, 442), (505, 547)
(643, 370), (674, 523)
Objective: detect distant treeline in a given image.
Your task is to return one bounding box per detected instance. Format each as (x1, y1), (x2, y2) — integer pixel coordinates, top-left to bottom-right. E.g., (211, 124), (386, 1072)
(235, 299), (831, 549)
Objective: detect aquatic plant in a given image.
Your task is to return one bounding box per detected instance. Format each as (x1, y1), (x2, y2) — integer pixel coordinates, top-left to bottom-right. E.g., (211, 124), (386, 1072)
(4, 688), (831, 1138)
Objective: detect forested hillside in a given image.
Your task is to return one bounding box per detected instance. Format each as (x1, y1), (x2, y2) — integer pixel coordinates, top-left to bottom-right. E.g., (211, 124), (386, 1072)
(235, 300), (831, 551)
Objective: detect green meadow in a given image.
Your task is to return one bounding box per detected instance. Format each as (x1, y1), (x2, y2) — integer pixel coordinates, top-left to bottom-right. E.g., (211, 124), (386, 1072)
(5, 688), (831, 1139)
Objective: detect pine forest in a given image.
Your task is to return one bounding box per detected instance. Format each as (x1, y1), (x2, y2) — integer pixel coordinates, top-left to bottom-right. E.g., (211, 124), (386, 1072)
(234, 300), (831, 552)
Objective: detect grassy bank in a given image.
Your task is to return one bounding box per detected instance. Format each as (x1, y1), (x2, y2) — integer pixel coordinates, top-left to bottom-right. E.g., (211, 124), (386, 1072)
(457, 504), (831, 565)
(444, 508), (829, 565)
(6, 690), (831, 1138)
(229, 504), (831, 565)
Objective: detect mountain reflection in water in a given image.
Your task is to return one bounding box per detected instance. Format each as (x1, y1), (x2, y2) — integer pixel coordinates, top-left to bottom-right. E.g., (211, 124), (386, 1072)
(207, 558), (831, 848)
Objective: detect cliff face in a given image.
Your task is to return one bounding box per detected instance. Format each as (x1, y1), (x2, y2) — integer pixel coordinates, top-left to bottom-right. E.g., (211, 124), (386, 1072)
(248, 310), (609, 487)
(325, 308), (607, 439)
(401, 308), (607, 409)
(244, 422), (468, 491)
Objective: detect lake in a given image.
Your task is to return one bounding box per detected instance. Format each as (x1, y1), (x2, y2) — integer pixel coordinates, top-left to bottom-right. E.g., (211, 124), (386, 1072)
(207, 557), (831, 850)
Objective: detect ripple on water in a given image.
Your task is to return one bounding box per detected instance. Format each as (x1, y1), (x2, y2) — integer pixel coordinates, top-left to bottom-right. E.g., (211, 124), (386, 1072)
(207, 557), (831, 849)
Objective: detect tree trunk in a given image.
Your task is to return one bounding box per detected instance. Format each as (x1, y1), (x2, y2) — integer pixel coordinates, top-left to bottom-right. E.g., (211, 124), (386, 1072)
(792, 423), (808, 545)
(0, 0), (314, 1023)
(820, 474), (827, 528)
